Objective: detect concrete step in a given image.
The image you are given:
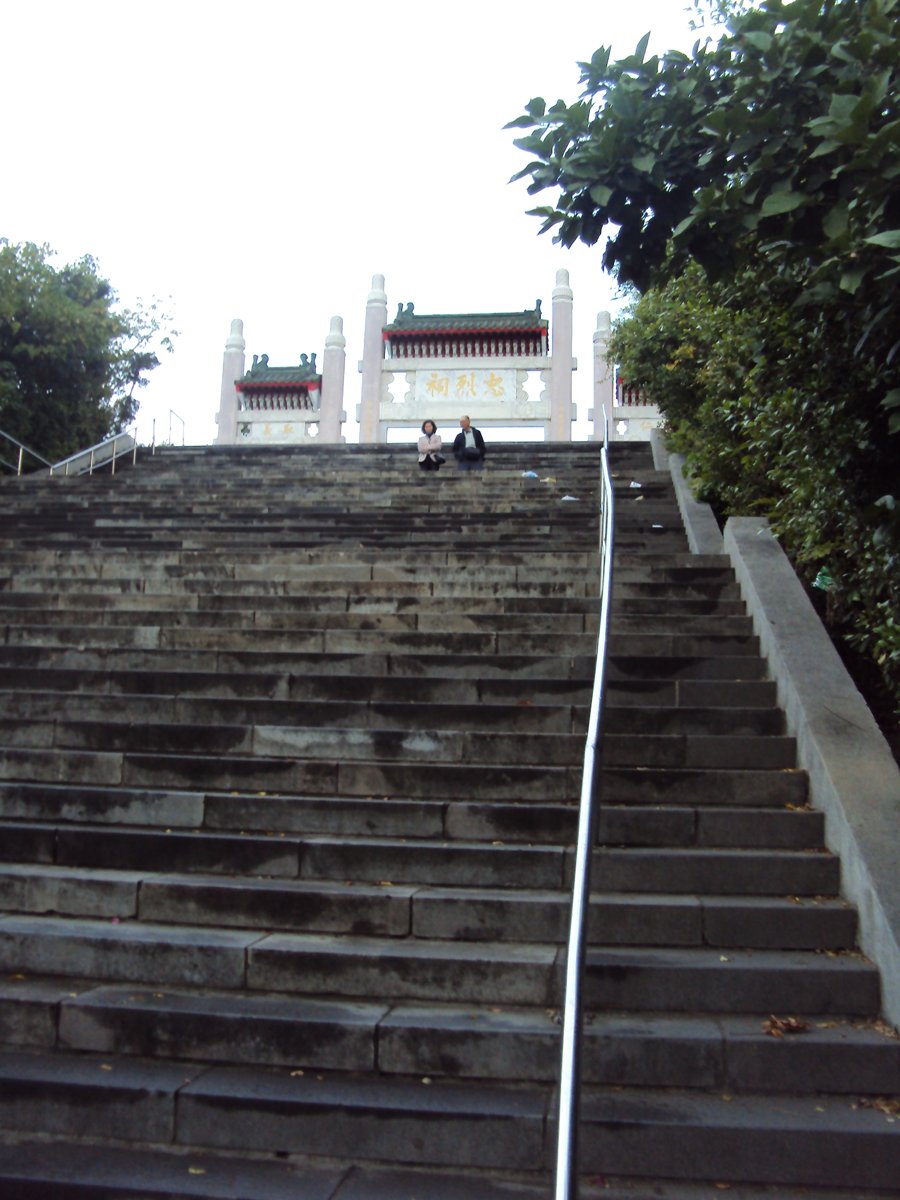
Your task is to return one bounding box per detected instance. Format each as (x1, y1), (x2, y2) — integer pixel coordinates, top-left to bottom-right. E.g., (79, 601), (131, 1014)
(0, 646), (597, 681)
(0, 917), (560, 1005)
(0, 692), (584, 736)
(0, 1136), (352, 1199)
(0, 861), (858, 950)
(0, 667), (594, 708)
(2, 624), (602, 657)
(0, 1048), (550, 1173)
(0, 747), (581, 799)
(599, 765), (809, 806)
(2, 915), (877, 1015)
(579, 1086), (900, 1189)
(584, 946), (880, 1015)
(605, 705), (784, 736)
(601, 733), (797, 770)
(0, 1147), (873, 1200)
(4, 976), (894, 1093)
(0, 719), (586, 767)
(592, 847), (839, 895)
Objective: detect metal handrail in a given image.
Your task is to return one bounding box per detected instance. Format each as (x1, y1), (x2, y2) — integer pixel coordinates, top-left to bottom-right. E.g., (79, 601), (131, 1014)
(49, 428), (138, 477)
(169, 409), (185, 446)
(0, 430), (53, 475)
(553, 416), (616, 1199)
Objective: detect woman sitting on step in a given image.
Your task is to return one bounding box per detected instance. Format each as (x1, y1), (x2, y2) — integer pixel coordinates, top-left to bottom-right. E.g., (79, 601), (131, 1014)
(417, 420), (445, 471)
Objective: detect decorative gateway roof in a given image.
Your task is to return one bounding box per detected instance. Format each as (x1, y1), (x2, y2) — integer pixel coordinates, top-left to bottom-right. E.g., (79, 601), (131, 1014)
(236, 353), (321, 393)
(384, 301), (546, 339)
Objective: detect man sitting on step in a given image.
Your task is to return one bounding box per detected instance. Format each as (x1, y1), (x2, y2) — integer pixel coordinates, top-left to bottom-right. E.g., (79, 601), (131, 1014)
(453, 415), (486, 472)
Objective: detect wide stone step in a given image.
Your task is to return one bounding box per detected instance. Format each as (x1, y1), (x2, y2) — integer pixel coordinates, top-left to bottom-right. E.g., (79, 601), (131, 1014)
(0, 693), (584, 736)
(606, 678), (778, 707)
(0, 1136), (352, 1199)
(599, 803), (825, 849)
(0, 719), (586, 767)
(0, 589), (604, 615)
(2, 574), (603, 600)
(601, 733), (796, 770)
(584, 947), (880, 1015)
(0, 666), (594, 706)
(0, 646), (597, 682)
(607, 632), (760, 658)
(2, 624), (601, 657)
(605, 705), (784, 736)
(579, 1087), (900, 1189)
(592, 847), (839, 895)
(3, 916), (875, 1015)
(0, 1048), (551, 1173)
(600, 765), (808, 806)
(0, 862), (858, 950)
(5, 977), (894, 1094)
(0, 917), (561, 1005)
(0, 747), (580, 799)
(0, 606), (599, 636)
(412, 888), (857, 950)
(0, 864), (414, 934)
(607, 654), (767, 681)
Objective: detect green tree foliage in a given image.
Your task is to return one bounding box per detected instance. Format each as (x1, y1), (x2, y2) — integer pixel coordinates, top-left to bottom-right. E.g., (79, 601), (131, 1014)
(0, 241), (175, 465)
(509, 0), (899, 704)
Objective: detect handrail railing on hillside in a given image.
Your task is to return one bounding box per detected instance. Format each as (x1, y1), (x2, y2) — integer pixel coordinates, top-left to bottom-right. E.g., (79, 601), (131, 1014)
(0, 430), (53, 476)
(49, 428), (138, 477)
(553, 417), (616, 1199)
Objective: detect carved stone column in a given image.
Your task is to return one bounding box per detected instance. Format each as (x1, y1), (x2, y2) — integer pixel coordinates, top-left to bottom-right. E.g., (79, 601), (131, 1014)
(592, 310), (614, 442)
(215, 319), (246, 445)
(359, 274), (387, 443)
(549, 269), (574, 441)
(318, 316), (346, 443)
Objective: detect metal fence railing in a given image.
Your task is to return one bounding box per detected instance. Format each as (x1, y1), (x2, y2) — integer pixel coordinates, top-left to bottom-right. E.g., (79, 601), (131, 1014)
(0, 430), (53, 476)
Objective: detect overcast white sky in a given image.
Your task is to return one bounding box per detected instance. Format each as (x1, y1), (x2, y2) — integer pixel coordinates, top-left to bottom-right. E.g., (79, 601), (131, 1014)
(4, 1), (703, 446)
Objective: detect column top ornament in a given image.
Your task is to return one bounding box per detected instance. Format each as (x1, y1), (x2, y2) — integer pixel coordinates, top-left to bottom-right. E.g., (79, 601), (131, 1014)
(225, 318), (245, 352)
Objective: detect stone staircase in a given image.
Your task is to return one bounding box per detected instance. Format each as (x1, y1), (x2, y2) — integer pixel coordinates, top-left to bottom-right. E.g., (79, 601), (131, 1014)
(0, 441), (896, 1199)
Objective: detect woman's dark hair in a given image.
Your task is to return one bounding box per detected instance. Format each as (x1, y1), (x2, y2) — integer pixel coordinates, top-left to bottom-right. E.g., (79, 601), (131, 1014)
(421, 419), (437, 434)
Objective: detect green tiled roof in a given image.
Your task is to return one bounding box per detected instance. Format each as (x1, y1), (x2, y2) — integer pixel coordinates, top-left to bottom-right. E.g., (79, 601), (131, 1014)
(237, 353), (321, 389)
(385, 301), (546, 334)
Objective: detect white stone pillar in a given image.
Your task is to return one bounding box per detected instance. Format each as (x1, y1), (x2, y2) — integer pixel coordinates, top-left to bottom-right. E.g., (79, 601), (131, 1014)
(549, 269), (574, 441)
(592, 310), (614, 443)
(215, 318), (246, 445)
(318, 316), (346, 443)
(359, 274), (387, 444)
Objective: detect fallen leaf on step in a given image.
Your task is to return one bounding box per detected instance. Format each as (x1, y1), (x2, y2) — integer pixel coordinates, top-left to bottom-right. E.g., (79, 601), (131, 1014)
(719, 955), (730, 962)
(290, 1069), (305, 1077)
(100, 1064), (113, 1071)
(9, 974), (26, 981)
(378, 880), (394, 887)
(516, 699), (534, 706)
(856, 1096), (900, 1114)
(721, 1094), (733, 1102)
(763, 1015), (810, 1038)
(188, 1167), (206, 1175)
(421, 1077), (432, 1085)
